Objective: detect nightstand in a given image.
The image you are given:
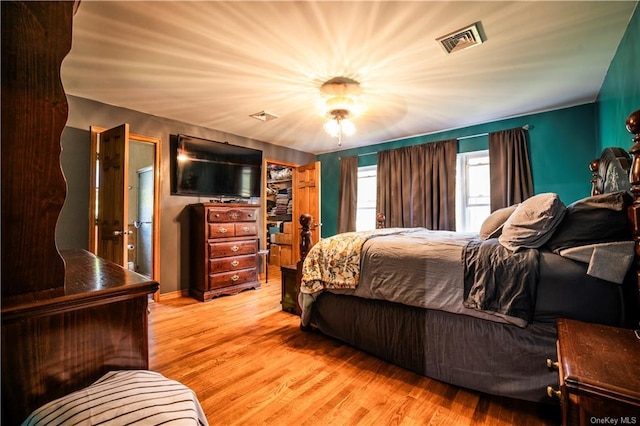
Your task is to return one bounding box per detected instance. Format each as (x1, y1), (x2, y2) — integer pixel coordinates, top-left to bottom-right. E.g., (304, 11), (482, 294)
(281, 264), (301, 315)
(548, 318), (640, 425)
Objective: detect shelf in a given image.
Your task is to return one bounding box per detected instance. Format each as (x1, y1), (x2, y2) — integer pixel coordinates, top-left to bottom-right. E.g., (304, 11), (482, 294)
(268, 214), (292, 221)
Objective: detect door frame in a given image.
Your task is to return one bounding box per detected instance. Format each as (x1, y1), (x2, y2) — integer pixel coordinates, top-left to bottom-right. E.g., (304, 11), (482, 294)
(89, 126), (162, 301)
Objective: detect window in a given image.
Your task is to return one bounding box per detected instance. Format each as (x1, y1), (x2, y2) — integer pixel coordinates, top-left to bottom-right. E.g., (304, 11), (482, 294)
(356, 165), (377, 231)
(456, 150), (491, 233)
(354, 152), (490, 233)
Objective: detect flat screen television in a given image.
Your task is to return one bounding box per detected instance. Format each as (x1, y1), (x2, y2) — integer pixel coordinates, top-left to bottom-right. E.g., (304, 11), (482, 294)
(170, 134), (263, 199)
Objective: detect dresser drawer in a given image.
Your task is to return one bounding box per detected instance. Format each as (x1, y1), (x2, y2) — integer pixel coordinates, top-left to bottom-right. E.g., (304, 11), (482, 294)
(234, 223), (257, 237)
(208, 240), (257, 258)
(209, 268), (257, 289)
(207, 223), (258, 238)
(209, 254), (256, 274)
(207, 208), (257, 223)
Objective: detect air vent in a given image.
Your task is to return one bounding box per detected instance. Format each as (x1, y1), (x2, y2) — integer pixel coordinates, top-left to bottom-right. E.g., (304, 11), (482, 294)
(437, 22), (486, 54)
(249, 110), (278, 122)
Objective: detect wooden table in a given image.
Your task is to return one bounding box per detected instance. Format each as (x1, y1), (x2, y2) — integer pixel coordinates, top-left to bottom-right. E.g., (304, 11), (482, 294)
(281, 264), (301, 315)
(551, 318), (640, 425)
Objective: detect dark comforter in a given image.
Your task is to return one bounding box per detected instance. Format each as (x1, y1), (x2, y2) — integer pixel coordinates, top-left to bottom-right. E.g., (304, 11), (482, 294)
(463, 238), (539, 326)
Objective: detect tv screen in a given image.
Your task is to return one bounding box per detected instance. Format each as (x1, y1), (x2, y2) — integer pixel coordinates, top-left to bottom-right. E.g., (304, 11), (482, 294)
(171, 134), (263, 199)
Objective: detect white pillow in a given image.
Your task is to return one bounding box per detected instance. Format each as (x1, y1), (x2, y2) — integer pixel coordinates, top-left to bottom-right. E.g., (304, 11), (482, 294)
(479, 204), (518, 240)
(499, 193), (566, 251)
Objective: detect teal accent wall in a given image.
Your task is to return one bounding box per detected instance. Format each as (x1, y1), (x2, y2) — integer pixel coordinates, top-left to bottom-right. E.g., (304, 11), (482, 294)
(318, 104), (597, 237)
(597, 3), (640, 152)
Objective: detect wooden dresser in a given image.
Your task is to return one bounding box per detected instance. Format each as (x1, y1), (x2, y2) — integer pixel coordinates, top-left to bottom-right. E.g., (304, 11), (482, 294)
(2, 3), (160, 424)
(1, 250), (159, 425)
(190, 203), (261, 301)
(549, 318), (640, 425)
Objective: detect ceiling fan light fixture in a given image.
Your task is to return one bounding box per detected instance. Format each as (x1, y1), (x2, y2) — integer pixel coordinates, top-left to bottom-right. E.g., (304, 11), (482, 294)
(320, 77), (362, 146)
(323, 119), (340, 137)
(324, 96), (357, 116)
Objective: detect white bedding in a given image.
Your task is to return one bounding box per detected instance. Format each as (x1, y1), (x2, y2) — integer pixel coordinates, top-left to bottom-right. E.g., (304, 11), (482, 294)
(21, 370), (208, 426)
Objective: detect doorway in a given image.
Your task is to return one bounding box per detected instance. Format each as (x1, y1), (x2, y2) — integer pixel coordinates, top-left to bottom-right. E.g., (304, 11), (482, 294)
(89, 125), (161, 300)
(135, 166), (154, 277)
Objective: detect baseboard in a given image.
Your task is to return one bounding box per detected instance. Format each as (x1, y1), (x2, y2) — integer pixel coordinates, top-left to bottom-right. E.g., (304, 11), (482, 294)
(159, 289), (189, 300)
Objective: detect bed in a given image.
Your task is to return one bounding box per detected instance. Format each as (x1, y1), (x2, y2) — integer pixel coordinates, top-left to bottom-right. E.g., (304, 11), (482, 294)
(297, 110), (640, 403)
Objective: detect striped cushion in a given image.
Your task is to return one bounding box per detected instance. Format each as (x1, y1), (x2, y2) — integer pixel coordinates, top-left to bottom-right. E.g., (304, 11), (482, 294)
(22, 370), (208, 426)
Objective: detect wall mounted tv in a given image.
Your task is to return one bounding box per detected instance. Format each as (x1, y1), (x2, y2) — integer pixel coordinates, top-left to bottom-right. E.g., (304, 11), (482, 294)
(170, 134), (263, 199)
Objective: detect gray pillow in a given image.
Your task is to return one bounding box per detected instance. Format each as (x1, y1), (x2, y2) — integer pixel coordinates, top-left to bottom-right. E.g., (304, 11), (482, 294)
(479, 204), (518, 240)
(545, 191), (630, 252)
(499, 193), (566, 251)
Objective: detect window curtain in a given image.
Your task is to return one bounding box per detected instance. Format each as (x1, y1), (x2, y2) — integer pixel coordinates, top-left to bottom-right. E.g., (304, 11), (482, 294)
(337, 155), (358, 233)
(376, 139), (457, 230)
(489, 128), (534, 211)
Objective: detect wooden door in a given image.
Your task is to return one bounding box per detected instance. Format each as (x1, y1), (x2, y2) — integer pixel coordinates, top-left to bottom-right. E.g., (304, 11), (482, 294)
(294, 161), (321, 262)
(96, 124), (130, 266)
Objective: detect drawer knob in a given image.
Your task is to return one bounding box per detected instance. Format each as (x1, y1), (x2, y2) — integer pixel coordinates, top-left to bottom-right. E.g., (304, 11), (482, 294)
(231, 260), (239, 267)
(242, 227), (250, 232)
(546, 386), (561, 399)
(231, 274), (240, 281)
(231, 245), (239, 252)
(215, 214), (220, 218)
(546, 359), (559, 371)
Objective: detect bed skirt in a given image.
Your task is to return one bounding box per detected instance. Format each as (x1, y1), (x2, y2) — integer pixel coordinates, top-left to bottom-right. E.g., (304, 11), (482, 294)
(311, 292), (558, 402)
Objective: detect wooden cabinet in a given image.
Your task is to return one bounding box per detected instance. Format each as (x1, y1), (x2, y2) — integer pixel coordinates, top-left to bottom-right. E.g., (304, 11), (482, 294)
(1, 250), (158, 425)
(550, 318), (640, 425)
(281, 264), (301, 315)
(2, 4), (160, 424)
(190, 203), (261, 301)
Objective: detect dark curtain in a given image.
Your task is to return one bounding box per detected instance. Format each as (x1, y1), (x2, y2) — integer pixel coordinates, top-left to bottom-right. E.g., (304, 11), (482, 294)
(376, 140), (457, 230)
(489, 128), (533, 211)
(337, 156), (358, 233)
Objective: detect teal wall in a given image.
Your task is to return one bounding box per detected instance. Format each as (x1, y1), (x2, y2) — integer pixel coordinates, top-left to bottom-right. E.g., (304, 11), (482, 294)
(318, 103), (597, 237)
(317, 3), (639, 238)
(597, 3), (640, 152)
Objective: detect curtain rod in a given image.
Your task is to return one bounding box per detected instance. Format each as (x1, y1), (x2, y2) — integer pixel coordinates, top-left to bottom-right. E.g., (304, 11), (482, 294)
(338, 124), (532, 159)
(338, 151), (377, 160)
(456, 124), (532, 141)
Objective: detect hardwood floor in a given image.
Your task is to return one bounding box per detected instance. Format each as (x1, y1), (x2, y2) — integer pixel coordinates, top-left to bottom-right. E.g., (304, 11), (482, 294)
(148, 265), (561, 425)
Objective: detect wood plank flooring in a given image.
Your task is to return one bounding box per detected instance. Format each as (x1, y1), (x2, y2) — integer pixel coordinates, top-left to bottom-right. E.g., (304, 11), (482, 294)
(148, 265), (561, 425)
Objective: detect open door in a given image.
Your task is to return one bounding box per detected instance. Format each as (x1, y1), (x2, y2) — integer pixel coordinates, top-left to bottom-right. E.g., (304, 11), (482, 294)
(293, 161), (321, 262)
(96, 124), (130, 265)
(89, 125), (162, 301)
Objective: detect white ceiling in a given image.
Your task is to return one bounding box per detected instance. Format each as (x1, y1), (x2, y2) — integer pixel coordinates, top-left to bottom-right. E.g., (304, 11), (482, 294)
(62, 1), (637, 154)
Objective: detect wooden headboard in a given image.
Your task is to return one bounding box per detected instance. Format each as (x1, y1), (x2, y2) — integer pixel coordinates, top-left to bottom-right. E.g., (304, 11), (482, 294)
(624, 109), (640, 327)
(589, 147), (631, 196)
(573, 109), (640, 327)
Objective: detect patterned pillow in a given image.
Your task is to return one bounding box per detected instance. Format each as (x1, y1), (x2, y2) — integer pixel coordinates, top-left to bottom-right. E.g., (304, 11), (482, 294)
(499, 193), (566, 251)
